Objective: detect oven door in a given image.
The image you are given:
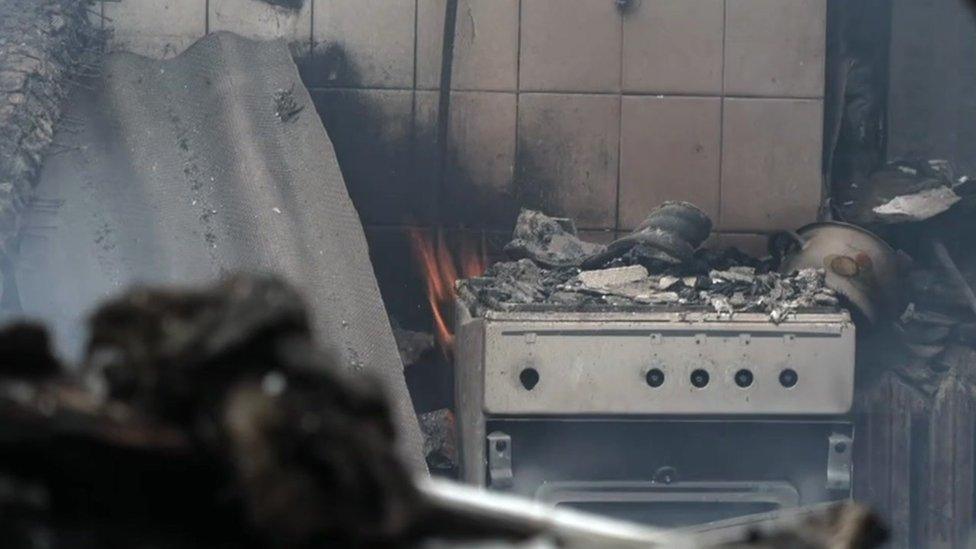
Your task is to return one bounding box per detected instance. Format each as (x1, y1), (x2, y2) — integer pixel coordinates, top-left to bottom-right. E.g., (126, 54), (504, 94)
(535, 480), (800, 528)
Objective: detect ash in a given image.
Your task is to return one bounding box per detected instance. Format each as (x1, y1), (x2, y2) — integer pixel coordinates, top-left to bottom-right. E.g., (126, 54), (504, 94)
(459, 204), (839, 321)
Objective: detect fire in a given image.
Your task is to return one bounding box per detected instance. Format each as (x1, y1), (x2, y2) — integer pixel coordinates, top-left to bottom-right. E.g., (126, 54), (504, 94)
(407, 228), (487, 357)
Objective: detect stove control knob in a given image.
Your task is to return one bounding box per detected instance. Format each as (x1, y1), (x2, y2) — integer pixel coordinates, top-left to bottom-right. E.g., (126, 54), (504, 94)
(734, 369), (754, 388)
(779, 368), (799, 388)
(646, 368), (665, 388)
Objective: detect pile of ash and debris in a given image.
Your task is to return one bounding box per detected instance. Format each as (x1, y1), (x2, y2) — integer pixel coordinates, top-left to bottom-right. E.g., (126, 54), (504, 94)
(838, 158), (976, 395)
(0, 0), (102, 292)
(0, 274), (887, 548)
(458, 204), (839, 322)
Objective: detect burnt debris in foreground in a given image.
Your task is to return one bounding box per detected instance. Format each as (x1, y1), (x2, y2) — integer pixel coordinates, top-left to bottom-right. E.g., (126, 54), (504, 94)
(0, 275), (421, 547)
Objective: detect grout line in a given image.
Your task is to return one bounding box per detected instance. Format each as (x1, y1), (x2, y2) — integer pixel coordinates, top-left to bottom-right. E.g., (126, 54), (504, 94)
(510, 90), (824, 100)
(434, 0), (460, 227)
(433, 85), (522, 92)
(412, 0), (419, 90)
(362, 222), (618, 233)
(307, 86), (419, 93)
(307, 85), (822, 101)
(717, 0), (728, 230)
(411, 0), (421, 221)
(309, 0), (315, 54)
(513, 0), (522, 189)
(205, 0), (210, 34)
(613, 2), (624, 233)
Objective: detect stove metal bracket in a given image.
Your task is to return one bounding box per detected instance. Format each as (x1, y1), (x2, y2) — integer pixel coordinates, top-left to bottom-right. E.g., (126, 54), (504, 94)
(487, 431), (513, 489)
(826, 432), (853, 491)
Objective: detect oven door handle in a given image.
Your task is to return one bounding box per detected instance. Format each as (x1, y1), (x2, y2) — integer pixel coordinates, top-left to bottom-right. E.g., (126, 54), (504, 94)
(535, 480), (800, 510)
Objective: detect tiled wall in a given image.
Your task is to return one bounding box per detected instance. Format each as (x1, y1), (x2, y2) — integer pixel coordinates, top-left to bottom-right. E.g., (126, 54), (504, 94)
(94, 0), (826, 256)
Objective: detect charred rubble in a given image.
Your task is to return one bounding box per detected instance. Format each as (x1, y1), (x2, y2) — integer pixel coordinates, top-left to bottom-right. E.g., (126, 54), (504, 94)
(850, 161), (976, 392)
(825, 149), (976, 379)
(459, 203), (839, 322)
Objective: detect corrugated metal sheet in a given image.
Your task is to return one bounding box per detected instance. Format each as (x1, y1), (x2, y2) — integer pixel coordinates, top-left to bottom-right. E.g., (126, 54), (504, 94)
(15, 32), (426, 471)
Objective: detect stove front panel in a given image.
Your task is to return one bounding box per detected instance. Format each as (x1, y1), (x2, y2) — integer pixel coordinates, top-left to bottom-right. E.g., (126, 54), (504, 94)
(481, 314), (855, 416)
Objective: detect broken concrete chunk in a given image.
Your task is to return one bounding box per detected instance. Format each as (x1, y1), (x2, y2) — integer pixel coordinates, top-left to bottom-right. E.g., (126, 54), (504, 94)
(577, 265), (649, 290)
(729, 266), (756, 276)
(710, 268), (756, 285)
(633, 291), (681, 304)
(600, 280), (672, 303)
(842, 159), (972, 225)
(504, 209), (607, 268)
(872, 186), (961, 223)
(710, 296), (734, 315)
(658, 276), (681, 290)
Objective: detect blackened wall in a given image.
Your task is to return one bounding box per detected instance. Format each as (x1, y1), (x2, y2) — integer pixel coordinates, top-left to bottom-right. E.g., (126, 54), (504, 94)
(888, 0), (976, 173)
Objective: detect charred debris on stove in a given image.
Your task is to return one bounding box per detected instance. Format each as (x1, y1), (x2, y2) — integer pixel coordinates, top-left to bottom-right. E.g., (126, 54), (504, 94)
(458, 203), (840, 323)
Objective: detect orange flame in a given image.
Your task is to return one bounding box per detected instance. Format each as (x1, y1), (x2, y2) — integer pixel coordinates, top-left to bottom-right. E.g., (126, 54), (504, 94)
(407, 228), (487, 357)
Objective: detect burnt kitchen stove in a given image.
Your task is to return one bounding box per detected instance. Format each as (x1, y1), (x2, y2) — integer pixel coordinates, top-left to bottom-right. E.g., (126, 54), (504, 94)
(454, 304), (855, 529)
